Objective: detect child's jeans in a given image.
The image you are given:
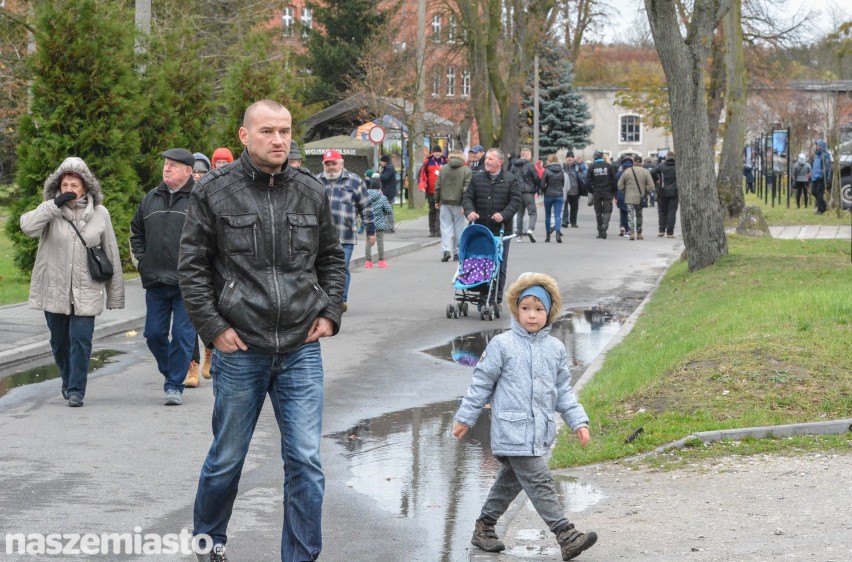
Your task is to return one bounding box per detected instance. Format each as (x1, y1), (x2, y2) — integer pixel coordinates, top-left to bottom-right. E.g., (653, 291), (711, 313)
(479, 455), (571, 534)
(365, 231), (384, 261)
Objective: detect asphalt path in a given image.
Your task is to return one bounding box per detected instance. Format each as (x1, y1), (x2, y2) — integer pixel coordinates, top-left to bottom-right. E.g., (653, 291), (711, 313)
(0, 211), (684, 561)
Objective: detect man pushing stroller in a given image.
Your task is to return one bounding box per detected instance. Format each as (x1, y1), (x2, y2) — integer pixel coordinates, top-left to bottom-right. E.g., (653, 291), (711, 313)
(462, 148), (522, 305)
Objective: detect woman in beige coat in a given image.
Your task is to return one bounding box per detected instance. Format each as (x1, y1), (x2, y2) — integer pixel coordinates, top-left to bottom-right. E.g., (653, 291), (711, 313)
(20, 157), (124, 407)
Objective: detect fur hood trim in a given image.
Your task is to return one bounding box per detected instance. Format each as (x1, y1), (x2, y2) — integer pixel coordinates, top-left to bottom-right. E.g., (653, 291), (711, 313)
(42, 157), (103, 206)
(506, 272), (563, 325)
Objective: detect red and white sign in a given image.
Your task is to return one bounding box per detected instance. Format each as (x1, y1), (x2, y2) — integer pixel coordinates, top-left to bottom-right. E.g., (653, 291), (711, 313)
(367, 125), (386, 144)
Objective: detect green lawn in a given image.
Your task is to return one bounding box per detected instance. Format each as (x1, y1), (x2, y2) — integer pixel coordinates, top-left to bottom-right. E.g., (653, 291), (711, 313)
(741, 192), (850, 225)
(552, 235), (852, 468)
(0, 215), (31, 305)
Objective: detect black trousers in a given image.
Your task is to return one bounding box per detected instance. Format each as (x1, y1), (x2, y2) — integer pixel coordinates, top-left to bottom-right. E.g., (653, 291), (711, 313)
(657, 195), (679, 235)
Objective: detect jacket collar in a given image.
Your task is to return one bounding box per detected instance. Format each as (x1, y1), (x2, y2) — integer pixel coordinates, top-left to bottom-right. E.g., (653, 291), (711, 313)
(156, 176), (195, 195)
(509, 317), (552, 341)
(238, 151), (292, 187)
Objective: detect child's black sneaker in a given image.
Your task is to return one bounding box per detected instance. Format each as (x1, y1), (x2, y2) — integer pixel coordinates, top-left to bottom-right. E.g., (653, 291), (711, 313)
(471, 519), (506, 552)
(556, 524), (597, 560)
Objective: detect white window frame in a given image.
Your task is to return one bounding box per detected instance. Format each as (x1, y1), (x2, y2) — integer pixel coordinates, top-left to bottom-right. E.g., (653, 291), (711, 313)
(431, 15), (442, 42)
(301, 6), (313, 36)
(282, 6), (294, 37)
(446, 67), (456, 97)
(431, 68), (441, 97)
(619, 114), (642, 144)
(462, 70), (471, 97)
(447, 15), (457, 43)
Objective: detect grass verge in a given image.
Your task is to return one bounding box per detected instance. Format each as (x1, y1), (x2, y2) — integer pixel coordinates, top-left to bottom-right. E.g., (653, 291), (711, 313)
(738, 193), (850, 225)
(0, 215), (30, 305)
(393, 201), (430, 223)
(552, 234), (852, 468)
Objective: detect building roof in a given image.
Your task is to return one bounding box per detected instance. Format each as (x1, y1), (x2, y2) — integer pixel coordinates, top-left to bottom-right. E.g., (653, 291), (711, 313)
(302, 93), (456, 141)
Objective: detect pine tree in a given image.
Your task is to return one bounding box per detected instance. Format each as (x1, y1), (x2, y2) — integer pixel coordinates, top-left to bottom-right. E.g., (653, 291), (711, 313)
(6, 0), (141, 272)
(302, 0), (388, 106)
(136, 16), (217, 192)
(538, 63), (592, 158)
(212, 30), (313, 155)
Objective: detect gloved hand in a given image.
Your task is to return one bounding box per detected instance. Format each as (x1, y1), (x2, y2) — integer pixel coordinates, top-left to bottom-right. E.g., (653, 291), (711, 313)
(54, 192), (77, 208)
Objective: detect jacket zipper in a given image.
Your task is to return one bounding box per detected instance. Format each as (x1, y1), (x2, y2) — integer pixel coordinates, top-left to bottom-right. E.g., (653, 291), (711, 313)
(266, 184), (282, 350)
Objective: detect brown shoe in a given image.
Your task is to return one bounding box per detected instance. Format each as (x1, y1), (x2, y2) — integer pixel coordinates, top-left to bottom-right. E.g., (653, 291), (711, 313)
(184, 361), (199, 388)
(202, 348), (213, 379)
(628, 234), (635, 240)
(471, 519), (505, 552)
(637, 233), (644, 240)
(556, 524), (597, 560)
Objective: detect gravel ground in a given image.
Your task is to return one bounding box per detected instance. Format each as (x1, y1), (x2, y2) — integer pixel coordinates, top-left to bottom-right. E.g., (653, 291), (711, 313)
(499, 450), (852, 561)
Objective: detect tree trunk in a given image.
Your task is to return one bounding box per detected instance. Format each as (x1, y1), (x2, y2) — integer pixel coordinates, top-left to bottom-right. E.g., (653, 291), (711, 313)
(645, 0), (728, 271)
(716, 0), (746, 219)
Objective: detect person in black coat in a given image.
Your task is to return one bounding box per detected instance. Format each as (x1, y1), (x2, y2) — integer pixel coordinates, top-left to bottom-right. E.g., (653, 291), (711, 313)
(651, 151), (678, 237)
(462, 148), (522, 304)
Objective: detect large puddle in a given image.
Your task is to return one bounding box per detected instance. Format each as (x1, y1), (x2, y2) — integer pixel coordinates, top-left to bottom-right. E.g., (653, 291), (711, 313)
(328, 308), (618, 561)
(421, 307), (623, 382)
(0, 350), (123, 398)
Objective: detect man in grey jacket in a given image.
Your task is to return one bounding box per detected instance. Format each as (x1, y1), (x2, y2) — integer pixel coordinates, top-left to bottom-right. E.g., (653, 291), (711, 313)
(435, 149), (473, 261)
(179, 100), (345, 562)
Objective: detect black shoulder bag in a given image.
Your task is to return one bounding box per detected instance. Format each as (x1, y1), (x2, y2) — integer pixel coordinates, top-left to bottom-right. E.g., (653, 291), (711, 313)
(64, 218), (114, 282)
(630, 168), (649, 208)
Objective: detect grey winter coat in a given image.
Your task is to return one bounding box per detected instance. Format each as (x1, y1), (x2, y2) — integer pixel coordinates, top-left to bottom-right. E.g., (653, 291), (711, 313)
(20, 157), (124, 316)
(455, 273), (589, 457)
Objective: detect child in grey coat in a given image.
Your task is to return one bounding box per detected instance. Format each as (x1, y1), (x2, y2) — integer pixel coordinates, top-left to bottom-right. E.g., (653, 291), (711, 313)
(453, 272), (597, 560)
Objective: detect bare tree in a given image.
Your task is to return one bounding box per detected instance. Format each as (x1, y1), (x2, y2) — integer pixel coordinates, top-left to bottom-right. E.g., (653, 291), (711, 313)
(455, 0), (555, 157)
(645, 0), (728, 271)
(557, 0), (607, 63)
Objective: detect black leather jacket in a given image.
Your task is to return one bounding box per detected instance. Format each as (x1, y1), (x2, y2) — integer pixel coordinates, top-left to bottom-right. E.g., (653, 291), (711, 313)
(589, 160), (616, 195)
(178, 152), (345, 353)
(462, 169), (522, 235)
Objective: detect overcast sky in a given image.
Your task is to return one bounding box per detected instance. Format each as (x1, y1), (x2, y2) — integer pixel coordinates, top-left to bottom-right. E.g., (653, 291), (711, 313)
(587, 0), (850, 45)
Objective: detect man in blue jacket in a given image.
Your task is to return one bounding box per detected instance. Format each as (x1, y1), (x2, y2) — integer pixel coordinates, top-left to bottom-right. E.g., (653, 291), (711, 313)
(811, 139), (832, 215)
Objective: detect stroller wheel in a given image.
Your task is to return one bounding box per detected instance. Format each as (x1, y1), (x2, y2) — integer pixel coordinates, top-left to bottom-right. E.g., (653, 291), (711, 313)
(480, 309), (486, 321)
(452, 309), (459, 319)
(446, 304), (454, 318)
(462, 303), (469, 316)
(493, 303), (501, 318)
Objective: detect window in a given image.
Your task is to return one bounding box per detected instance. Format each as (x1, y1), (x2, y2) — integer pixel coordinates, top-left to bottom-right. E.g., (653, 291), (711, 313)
(446, 67), (456, 97)
(619, 115), (642, 144)
(462, 70), (471, 97)
(431, 15), (441, 42)
(431, 69), (441, 96)
(301, 6), (312, 36)
(447, 15), (457, 43)
(282, 7), (294, 37)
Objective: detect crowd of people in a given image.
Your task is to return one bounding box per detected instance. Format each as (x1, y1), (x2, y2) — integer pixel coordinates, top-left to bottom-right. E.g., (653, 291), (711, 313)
(39, 100), (839, 562)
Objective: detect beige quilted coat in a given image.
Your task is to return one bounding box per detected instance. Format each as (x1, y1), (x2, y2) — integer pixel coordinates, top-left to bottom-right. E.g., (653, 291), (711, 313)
(20, 157), (124, 316)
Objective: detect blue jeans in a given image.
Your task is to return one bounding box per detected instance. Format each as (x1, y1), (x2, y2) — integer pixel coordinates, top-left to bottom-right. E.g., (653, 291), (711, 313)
(45, 311), (95, 399)
(341, 243), (354, 302)
(144, 285), (195, 393)
(194, 343), (325, 561)
(543, 196), (564, 234)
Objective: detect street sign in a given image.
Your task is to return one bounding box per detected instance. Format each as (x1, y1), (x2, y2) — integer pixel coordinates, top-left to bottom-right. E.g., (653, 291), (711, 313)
(368, 125), (386, 144)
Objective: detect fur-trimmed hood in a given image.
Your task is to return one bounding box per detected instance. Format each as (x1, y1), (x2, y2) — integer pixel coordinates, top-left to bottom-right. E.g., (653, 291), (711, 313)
(506, 272), (563, 325)
(42, 157), (103, 206)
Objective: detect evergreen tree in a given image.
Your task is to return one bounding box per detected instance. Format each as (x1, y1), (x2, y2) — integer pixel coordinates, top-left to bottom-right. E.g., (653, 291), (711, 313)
(212, 30), (314, 156)
(538, 63), (592, 157)
(302, 0), (388, 106)
(6, 0), (141, 272)
(136, 16), (217, 191)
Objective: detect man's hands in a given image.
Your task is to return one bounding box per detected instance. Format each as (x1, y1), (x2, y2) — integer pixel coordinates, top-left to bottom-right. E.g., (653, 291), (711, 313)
(466, 211), (479, 222)
(305, 317), (334, 343)
(465, 211), (504, 223)
(213, 328), (248, 353)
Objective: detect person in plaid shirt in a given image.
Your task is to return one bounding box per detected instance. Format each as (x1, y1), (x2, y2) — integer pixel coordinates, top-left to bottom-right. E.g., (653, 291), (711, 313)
(318, 149), (375, 311)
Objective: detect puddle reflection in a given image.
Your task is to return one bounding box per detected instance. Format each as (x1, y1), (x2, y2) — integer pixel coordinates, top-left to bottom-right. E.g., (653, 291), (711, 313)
(0, 350), (123, 398)
(328, 400), (497, 561)
(328, 401), (605, 561)
(421, 308), (622, 376)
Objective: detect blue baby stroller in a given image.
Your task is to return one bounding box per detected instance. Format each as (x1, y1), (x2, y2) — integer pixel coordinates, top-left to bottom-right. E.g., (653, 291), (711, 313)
(445, 224), (508, 321)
